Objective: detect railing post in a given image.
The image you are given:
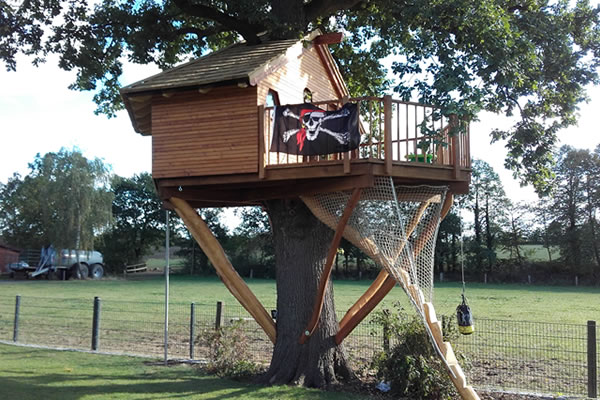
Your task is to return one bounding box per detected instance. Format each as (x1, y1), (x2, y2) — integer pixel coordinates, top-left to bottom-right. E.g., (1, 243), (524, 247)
(258, 105), (265, 179)
(215, 301), (224, 330)
(92, 296), (101, 351)
(189, 302), (196, 359)
(588, 320), (598, 398)
(342, 96), (351, 174)
(384, 95), (393, 175)
(450, 114), (460, 179)
(13, 295), (20, 342)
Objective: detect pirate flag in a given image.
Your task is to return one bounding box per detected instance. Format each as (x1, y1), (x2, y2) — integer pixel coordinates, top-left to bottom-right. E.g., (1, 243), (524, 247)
(270, 103), (360, 156)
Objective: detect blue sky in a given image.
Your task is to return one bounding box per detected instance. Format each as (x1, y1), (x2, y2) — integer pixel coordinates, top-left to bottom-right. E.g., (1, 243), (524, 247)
(1, 54), (598, 205)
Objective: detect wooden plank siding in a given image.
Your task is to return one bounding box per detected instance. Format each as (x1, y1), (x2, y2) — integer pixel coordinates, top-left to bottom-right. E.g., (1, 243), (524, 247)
(151, 86), (258, 178)
(257, 45), (339, 105)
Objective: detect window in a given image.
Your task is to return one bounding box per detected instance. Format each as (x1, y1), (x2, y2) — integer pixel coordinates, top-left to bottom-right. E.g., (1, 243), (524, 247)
(303, 88), (313, 103)
(266, 90), (280, 107)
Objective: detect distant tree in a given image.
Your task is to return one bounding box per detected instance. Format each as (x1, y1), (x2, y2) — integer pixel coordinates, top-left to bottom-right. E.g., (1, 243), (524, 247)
(0, 149), (112, 250)
(499, 201), (531, 265)
(531, 197), (558, 262)
(467, 159), (508, 271)
(551, 146), (589, 267)
(435, 210), (462, 273)
(223, 206), (275, 278)
(178, 208), (228, 274)
(582, 145), (600, 267)
(97, 173), (164, 272)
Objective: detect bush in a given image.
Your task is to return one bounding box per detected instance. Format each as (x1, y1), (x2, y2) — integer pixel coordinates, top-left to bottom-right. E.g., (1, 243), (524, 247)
(197, 320), (261, 379)
(370, 305), (459, 399)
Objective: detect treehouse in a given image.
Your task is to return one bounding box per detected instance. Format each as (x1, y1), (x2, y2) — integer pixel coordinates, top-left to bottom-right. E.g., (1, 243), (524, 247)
(121, 31), (471, 208)
(121, 31), (477, 400)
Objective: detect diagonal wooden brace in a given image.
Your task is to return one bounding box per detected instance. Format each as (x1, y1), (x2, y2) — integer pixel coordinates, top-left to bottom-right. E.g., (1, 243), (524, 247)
(299, 188), (362, 344)
(170, 197), (276, 344)
(335, 193), (454, 345)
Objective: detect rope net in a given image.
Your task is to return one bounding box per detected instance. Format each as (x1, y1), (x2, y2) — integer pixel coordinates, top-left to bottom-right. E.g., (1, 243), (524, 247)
(301, 176), (447, 313)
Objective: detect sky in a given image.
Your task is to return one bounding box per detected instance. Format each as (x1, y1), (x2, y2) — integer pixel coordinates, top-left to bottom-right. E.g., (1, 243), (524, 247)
(1, 53), (599, 206)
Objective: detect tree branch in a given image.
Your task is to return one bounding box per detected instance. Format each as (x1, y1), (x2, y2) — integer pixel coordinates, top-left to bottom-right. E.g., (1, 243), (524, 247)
(304, 0), (364, 22)
(174, 25), (226, 39)
(172, 0), (265, 44)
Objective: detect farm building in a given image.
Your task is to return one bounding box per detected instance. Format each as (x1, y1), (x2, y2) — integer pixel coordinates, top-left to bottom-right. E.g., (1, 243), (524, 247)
(0, 243), (20, 274)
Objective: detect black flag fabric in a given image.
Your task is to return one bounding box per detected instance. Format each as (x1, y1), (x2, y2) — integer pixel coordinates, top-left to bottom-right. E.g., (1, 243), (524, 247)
(270, 103), (360, 156)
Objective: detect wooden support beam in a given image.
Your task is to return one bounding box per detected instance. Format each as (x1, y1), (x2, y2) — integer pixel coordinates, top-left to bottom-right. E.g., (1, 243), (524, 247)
(299, 188), (362, 344)
(335, 200), (431, 344)
(170, 197), (276, 344)
(335, 193), (454, 344)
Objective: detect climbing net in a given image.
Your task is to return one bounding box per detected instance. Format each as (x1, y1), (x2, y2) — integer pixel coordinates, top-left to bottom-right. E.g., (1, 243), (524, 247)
(302, 176), (447, 312)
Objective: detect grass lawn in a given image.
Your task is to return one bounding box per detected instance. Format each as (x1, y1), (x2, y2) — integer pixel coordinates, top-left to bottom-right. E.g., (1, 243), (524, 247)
(0, 343), (365, 400)
(0, 274), (598, 324)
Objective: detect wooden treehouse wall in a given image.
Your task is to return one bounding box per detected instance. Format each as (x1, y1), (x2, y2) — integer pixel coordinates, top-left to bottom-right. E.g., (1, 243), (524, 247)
(257, 45), (339, 105)
(151, 86), (258, 178)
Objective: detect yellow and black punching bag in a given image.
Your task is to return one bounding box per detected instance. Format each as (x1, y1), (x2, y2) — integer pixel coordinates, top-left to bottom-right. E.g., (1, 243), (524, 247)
(456, 294), (474, 335)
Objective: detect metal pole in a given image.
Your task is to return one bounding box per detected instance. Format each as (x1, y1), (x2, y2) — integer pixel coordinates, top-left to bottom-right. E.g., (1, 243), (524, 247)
(92, 296), (101, 351)
(189, 302), (196, 359)
(164, 210), (170, 366)
(13, 295), (21, 342)
(588, 320), (598, 398)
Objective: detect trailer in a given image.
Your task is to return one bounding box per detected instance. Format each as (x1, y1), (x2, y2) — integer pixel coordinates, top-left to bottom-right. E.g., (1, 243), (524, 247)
(8, 245), (105, 280)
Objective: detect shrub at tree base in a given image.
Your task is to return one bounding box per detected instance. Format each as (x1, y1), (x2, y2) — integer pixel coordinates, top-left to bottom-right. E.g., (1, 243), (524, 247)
(370, 308), (460, 399)
(197, 320), (261, 379)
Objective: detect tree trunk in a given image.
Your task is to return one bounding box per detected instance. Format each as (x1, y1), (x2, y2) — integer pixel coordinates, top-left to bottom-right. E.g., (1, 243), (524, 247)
(261, 198), (353, 387)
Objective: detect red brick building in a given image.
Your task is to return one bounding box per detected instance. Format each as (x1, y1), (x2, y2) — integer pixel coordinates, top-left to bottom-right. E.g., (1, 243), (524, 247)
(0, 244), (20, 274)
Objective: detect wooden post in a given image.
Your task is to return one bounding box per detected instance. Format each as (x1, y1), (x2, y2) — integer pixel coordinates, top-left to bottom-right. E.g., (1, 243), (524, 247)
(384, 95), (393, 175)
(171, 197), (276, 344)
(588, 320), (597, 398)
(342, 96), (351, 174)
(450, 114), (460, 179)
(258, 105), (266, 179)
(215, 301), (224, 331)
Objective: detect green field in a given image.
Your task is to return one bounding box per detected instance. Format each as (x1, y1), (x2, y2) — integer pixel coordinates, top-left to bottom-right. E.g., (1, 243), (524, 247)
(0, 344), (364, 400)
(496, 244), (560, 262)
(0, 274), (598, 324)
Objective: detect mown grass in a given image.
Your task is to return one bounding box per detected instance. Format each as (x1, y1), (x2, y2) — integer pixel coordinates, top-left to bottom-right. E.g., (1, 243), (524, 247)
(0, 343), (367, 400)
(0, 275), (598, 324)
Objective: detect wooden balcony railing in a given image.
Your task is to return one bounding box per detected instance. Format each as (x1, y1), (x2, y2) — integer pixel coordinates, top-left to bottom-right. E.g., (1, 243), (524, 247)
(258, 96), (470, 179)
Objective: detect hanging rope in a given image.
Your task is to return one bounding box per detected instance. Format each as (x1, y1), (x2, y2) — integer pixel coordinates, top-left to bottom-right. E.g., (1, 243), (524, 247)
(457, 235), (474, 335)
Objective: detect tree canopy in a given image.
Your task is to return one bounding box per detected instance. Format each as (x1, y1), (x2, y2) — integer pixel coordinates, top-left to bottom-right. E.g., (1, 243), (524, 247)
(2, 0), (599, 190)
(0, 149), (112, 250)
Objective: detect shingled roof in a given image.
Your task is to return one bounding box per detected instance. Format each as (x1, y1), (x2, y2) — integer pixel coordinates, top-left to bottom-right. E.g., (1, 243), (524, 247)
(120, 30), (347, 135)
(121, 38), (299, 95)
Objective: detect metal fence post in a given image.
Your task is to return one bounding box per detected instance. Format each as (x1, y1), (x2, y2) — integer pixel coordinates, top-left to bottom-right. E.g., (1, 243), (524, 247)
(588, 320), (598, 398)
(92, 297), (101, 351)
(215, 301), (223, 330)
(13, 295), (21, 342)
(189, 302), (196, 359)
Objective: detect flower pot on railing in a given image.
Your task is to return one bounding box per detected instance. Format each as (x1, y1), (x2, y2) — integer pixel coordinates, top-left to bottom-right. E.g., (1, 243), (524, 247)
(406, 153), (434, 163)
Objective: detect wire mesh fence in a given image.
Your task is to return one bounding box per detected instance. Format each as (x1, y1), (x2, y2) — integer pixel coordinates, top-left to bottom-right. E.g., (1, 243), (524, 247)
(0, 294), (597, 397)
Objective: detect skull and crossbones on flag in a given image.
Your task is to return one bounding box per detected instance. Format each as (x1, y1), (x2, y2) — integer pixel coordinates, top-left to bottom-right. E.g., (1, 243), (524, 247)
(270, 103), (360, 155)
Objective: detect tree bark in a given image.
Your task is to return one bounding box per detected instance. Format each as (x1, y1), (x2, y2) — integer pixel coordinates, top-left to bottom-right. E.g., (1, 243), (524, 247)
(261, 198), (353, 387)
